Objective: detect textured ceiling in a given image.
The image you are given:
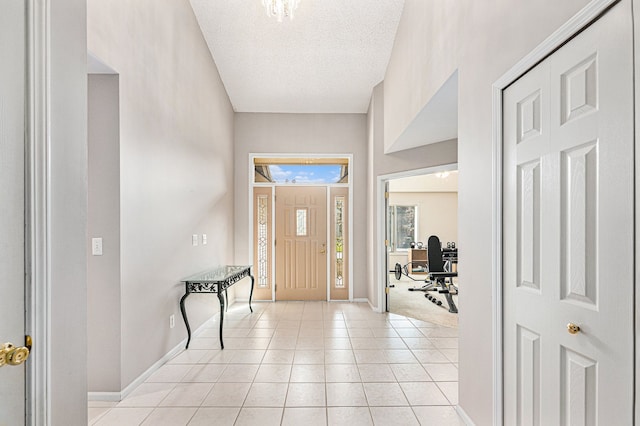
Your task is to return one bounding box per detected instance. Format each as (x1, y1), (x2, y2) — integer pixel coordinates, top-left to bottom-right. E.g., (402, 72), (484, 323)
(190, 0), (405, 113)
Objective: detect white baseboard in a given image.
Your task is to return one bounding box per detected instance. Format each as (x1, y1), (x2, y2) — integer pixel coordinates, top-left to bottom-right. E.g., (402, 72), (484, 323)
(366, 299), (378, 311)
(455, 405), (476, 426)
(87, 392), (121, 402)
(235, 298), (372, 304)
(234, 298), (270, 303)
(88, 318), (213, 402)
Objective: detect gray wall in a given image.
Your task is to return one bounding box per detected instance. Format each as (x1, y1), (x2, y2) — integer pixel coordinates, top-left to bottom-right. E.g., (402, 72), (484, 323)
(50, 0), (88, 423)
(378, 0), (596, 423)
(458, 1), (591, 423)
(88, 74), (121, 392)
(233, 113), (368, 299)
(384, 0), (459, 151)
(87, 0), (235, 389)
(366, 82), (458, 310)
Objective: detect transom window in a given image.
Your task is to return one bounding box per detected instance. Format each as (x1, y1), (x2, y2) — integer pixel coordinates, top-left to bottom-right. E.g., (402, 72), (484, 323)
(254, 157), (349, 184)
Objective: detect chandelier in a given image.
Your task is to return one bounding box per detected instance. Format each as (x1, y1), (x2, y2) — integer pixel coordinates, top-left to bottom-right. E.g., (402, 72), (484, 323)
(262, 0), (301, 22)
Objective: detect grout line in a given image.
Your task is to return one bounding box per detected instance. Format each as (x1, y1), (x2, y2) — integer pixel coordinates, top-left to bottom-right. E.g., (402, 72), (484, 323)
(88, 302), (459, 425)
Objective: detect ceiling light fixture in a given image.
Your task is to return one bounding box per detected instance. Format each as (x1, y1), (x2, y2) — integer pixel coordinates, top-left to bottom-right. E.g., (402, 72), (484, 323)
(262, 0), (301, 22)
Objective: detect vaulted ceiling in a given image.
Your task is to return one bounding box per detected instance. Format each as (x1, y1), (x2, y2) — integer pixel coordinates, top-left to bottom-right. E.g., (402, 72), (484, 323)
(190, 0), (405, 113)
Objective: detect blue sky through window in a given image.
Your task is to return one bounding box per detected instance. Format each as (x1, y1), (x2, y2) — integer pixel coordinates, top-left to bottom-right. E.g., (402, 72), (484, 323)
(268, 164), (343, 184)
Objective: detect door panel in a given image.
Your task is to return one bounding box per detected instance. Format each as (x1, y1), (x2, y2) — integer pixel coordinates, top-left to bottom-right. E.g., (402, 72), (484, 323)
(276, 187), (327, 300)
(0, 0), (26, 423)
(504, 4), (633, 424)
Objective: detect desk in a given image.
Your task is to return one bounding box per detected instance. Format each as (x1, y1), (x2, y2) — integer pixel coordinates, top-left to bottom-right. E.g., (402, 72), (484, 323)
(180, 265), (254, 349)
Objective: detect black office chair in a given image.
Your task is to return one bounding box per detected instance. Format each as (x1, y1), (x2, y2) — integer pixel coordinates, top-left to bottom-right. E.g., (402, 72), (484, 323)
(425, 235), (458, 313)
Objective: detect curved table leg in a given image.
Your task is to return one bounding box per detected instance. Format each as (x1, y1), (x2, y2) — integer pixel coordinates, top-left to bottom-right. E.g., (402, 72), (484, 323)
(217, 290), (225, 349)
(249, 274), (254, 313)
(224, 289), (228, 312)
(179, 291), (192, 349)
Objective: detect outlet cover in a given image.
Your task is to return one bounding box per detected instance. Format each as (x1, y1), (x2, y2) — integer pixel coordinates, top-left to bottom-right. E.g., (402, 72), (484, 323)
(192, 234), (198, 246)
(169, 314), (175, 329)
(202, 234), (207, 245)
(91, 238), (103, 256)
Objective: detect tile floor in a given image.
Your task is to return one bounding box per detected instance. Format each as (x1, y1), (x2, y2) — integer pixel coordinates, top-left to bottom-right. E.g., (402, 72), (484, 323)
(88, 302), (463, 425)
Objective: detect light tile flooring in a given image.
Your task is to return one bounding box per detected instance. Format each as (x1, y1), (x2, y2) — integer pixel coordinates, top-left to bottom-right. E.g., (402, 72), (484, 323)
(89, 302), (463, 426)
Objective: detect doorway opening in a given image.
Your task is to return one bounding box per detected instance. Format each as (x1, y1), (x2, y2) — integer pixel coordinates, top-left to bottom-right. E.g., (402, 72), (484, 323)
(380, 166), (459, 328)
(249, 155), (353, 302)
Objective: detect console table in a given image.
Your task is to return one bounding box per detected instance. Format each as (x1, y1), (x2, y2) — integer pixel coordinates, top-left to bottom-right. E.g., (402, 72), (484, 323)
(180, 265), (254, 349)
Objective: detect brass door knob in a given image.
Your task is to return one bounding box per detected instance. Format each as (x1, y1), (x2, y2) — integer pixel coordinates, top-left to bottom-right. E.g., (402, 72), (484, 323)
(320, 243), (326, 254)
(567, 323), (581, 335)
(0, 336), (32, 368)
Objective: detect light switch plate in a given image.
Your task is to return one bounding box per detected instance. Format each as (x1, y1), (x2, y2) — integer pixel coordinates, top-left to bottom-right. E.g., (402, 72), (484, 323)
(192, 234), (198, 246)
(202, 234), (207, 245)
(92, 238), (103, 256)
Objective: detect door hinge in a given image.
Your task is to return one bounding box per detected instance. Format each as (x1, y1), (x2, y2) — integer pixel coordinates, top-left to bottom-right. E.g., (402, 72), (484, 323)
(275, 284), (277, 292)
(385, 287), (390, 294)
(385, 191), (389, 199)
(385, 239), (389, 247)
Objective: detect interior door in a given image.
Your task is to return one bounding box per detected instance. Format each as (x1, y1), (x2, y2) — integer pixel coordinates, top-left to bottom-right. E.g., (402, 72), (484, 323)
(384, 182), (391, 312)
(275, 186), (327, 300)
(0, 0), (27, 423)
(503, 3), (634, 424)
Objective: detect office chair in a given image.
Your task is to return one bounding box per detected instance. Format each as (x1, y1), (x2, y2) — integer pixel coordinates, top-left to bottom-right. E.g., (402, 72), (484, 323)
(425, 235), (458, 313)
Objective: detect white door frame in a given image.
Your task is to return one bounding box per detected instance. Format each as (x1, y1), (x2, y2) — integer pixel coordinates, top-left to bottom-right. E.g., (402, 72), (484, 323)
(491, 1), (625, 424)
(248, 153), (354, 301)
(25, 0), (52, 423)
(375, 163), (458, 313)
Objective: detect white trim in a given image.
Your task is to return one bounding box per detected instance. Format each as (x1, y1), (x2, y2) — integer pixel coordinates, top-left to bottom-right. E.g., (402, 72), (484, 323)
(376, 164), (458, 314)
(348, 160), (354, 302)
(352, 298), (369, 303)
(86, 392), (122, 403)
(271, 187), (275, 300)
(25, 0), (51, 423)
(326, 187), (331, 301)
(366, 299), (377, 311)
(87, 319), (213, 402)
(455, 405), (476, 426)
(490, 82), (504, 426)
(490, 2), (619, 424)
(387, 204), (419, 252)
(634, 0), (640, 421)
(248, 153), (354, 302)
(254, 183), (349, 188)
(234, 298), (274, 303)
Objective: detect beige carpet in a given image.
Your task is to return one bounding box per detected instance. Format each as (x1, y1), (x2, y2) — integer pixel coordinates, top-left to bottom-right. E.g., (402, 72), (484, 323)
(388, 273), (459, 328)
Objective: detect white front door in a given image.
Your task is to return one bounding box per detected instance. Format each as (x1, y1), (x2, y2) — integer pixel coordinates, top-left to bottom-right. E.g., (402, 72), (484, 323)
(0, 0), (27, 423)
(503, 3), (634, 424)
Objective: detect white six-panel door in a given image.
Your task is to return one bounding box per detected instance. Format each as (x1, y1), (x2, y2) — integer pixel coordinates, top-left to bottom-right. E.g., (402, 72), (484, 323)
(503, 3), (634, 424)
(0, 0), (26, 423)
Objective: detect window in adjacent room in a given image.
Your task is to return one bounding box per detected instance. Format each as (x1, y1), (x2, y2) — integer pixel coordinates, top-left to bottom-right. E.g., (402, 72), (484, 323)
(388, 205), (417, 251)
